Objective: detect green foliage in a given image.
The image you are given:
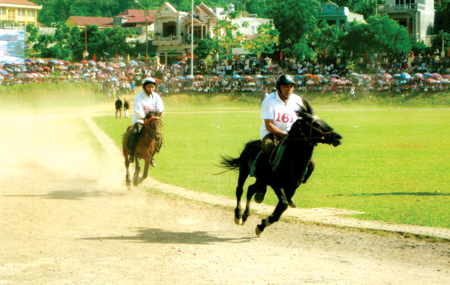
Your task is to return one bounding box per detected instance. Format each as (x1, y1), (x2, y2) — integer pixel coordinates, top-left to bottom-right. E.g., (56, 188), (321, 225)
(340, 15), (411, 57)
(30, 23), (136, 61)
(429, 30), (450, 56)
(287, 39), (315, 61)
(310, 21), (344, 58)
(268, 0), (319, 49)
(242, 22), (279, 59)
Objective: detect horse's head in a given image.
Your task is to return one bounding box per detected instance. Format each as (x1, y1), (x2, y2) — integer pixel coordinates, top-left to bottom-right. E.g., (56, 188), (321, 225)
(143, 113), (163, 139)
(289, 107), (342, 147)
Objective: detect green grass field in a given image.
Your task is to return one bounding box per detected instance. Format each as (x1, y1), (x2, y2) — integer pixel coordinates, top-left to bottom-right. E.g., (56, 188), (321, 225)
(93, 97), (450, 229)
(4, 82), (450, 229)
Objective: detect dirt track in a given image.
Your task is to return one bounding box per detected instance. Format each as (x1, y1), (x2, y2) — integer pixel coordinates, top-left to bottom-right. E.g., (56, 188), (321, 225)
(1, 105), (450, 284)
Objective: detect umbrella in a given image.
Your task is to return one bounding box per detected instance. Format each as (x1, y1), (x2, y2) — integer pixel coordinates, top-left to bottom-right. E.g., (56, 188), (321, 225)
(110, 77), (118, 81)
(49, 59), (59, 64)
(382, 73), (392, 78)
(15, 73), (24, 78)
(172, 64), (181, 69)
(423, 72), (432, 77)
(393, 74), (401, 79)
(126, 69), (135, 74)
(210, 76), (220, 80)
(35, 58), (46, 64)
(330, 74), (340, 78)
(185, 75), (195, 79)
(153, 78), (161, 83)
(195, 74), (204, 79)
(231, 74), (242, 79)
(12, 67), (21, 72)
(88, 60), (96, 66)
(431, 73), (442, 79)
(129, 60), (138, 65)
(441, 79), (450, 84)
(172, 61), (179, 65)
(0, 70), (8, 75)
(1, 60), (13, 65)
(243, 75), (254, 81)
(400, 73), (411, 80)
(177, 76), (185, 80)
(179, 61), (186, 64)
(118, 62), (126, 67)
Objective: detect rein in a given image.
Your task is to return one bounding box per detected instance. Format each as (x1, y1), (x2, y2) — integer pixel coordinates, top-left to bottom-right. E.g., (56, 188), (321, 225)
(287, 117), (338, 146)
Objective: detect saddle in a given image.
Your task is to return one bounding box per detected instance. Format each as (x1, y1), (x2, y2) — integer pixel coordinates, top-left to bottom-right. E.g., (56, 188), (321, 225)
(249, 140), (287, 177)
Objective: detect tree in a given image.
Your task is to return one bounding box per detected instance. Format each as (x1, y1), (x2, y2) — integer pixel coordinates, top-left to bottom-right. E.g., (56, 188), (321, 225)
(429, 30), (450, 57)
(309, 21), (344, 59)
(340, 15), (411, 57)
(268, 0), (319, 50)
(242, 22), (279, 59)
(287, 39), (315, 62)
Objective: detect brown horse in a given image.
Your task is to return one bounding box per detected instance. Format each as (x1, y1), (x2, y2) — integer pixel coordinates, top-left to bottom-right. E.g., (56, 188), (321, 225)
(122, 115), (163, 186)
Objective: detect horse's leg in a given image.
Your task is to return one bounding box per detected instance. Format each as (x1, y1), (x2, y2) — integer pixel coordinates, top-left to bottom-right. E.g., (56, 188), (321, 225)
(255, 187), (289, 237)
(303, 158), (316, 184)
(139, 159), (150, 184)
(132, 159), (141, 186)
(125, 157), (131, 186)
(242, 181), (258, 225)
(235, 166), (249, 225)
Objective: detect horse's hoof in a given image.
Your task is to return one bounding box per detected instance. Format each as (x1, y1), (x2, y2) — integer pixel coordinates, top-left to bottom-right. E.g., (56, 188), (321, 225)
(255, 224), (264, 237)
(234, 216), (242, 225)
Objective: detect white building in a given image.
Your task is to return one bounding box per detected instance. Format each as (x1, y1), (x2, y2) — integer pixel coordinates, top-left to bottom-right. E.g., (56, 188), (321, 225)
(377, 0), (435, 44)
(153, 2), (273, 63)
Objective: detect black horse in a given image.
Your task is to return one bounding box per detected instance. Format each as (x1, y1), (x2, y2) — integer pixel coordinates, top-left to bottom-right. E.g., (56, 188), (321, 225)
(221, 107), (343, 237)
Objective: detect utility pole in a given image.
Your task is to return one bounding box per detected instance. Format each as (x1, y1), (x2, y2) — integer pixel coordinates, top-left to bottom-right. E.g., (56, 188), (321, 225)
(135, 0), (148, 61)
(191, 0), (194, 76)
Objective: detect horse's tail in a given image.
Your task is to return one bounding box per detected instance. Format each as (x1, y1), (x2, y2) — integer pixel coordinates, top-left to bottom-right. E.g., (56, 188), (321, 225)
(218, 140), (261, 174)
(220, 155), (241, 171)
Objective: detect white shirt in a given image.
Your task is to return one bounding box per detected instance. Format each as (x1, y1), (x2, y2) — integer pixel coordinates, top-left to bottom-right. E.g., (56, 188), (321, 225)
(132, 90), (164, 124)
(260, 91), (304, 139)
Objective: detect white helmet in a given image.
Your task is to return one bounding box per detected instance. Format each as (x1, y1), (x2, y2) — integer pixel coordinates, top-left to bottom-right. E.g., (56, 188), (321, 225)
(142, 77), (157, 86)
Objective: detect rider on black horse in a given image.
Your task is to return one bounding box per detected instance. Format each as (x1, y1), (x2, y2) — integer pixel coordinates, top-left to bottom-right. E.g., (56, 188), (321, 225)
(254, 74), (316, 208)
(127, 77), (164, 166)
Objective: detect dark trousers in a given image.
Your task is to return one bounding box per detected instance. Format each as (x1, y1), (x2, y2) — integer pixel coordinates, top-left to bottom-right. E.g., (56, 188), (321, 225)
(127, 122), (143, 156)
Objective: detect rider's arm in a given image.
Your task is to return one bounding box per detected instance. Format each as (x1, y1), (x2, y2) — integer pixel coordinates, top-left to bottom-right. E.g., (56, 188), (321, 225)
(264, 119), (287, 138)
(133, 95), (146, 124)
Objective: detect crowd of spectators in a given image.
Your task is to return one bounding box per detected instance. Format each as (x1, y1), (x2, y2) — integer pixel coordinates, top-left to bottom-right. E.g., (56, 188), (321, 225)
(2, 51), (450, 97)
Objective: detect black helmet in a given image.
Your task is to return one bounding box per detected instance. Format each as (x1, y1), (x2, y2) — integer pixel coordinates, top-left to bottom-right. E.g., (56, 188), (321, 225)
(142, 77), (157, 86)
(276, 74), (296, 86)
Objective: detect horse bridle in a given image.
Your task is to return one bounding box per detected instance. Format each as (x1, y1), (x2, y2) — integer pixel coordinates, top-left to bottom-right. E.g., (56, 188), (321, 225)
(292, 116), (337, 145)
(144, 117), (163, 136)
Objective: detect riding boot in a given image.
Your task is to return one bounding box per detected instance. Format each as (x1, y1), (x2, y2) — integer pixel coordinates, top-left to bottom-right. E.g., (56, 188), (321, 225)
(254, 152), (270, 204)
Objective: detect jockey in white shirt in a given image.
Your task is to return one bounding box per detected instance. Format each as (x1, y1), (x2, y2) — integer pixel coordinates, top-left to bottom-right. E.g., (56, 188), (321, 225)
(128, 77), (164, 167)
